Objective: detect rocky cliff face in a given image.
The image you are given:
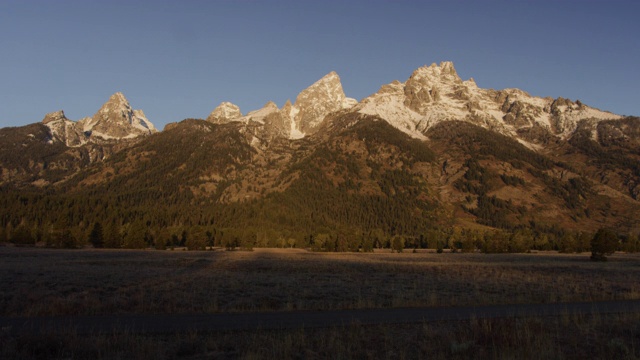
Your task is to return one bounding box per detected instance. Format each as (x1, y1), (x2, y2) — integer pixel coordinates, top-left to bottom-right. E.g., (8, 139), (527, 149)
(41, 93), (157, 146)
(356, 61), (620, 140)
(206, 102), (242, 124)
(88, 92), (157, 139)
(204, 71), (357, 140)
(291, 71), (357, 136)
(41, 110), (88, 147)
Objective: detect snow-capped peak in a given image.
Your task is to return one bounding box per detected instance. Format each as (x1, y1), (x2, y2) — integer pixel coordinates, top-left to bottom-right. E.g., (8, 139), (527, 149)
(207, 102), (242, 124)
(41, 110), (68, 125)
(42, 92), (157, 146)
(41, 110), (88, 146)
(292, 71), (354, 135)
(109, 92), (128, 104)
(237, 101), (279, 124)
(132, 109), (156, 132)
(89, 92), (157, 139)
(410, 61), (461, 83)
(357, 61), (621, 140)
(200, 61), (620, 145)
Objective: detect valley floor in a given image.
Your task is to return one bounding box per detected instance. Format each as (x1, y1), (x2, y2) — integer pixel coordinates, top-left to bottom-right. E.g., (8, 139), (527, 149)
(1, 246), (639, 359)
(1, 246), (639, 317)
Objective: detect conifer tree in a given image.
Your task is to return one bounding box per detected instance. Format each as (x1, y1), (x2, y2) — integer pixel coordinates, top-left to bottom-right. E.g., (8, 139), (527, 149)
(123, 220), (147, 249)
(104, 221), (122, 248)
(89, 222), (104, 248)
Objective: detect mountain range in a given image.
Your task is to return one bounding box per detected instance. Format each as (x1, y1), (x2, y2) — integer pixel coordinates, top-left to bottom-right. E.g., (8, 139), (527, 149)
(1, 61), (638, 250)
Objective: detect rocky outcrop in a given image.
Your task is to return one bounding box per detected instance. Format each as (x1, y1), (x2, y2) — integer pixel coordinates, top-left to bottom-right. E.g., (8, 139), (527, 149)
(292, 71), (356, 135)
(263, 100), (293, 140)
(206, 102), (242, 124)
(89, 92), (157, 139)
(41, 93), (157, 146)
(41, 110), (87, 147)
(357, 61), (621, 141)
(205, 71), (356, 140)
(42, 110), (68, 125)
(200, 62), (621, 146)
(403, 62), (460, 114)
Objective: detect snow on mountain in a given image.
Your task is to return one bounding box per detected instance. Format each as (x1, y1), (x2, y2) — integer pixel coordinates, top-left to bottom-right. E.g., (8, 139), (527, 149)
(356, 61), (621, 139)
(42, 92), (157, 146)
(292, 71), (356, 136)
(89, 92), (158, 139)
(205, 61), (627, 146)
(237, 101), (279, 124)
(202, 62), (619, 145)
(132, 110), (156, 132)
(41, 110), (68, 126)
(206, 102), (242, 124)
(41, 110), (87, 146)
(204, 71), (355, 140)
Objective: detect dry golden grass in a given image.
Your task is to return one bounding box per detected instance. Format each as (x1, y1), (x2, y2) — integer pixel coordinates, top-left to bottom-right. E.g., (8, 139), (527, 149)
(1, 246), (639, 317)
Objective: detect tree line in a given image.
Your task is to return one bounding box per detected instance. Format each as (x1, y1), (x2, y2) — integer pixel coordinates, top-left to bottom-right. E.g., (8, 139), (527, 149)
(3, 216), (637, 259)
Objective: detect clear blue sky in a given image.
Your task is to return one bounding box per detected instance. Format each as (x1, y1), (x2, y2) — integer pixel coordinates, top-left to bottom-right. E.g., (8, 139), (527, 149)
(1, 0), (638, 130)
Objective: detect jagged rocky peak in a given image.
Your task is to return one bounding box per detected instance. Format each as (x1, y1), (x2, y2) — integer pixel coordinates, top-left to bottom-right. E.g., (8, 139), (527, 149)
(41, 110), (88, 147)
(403, 61), (465, 114)
(237, 101), (280, 125)
(263, 101), (279, 110)
(250, 101), (279, 119)
(93, 92), (134, 124)
(282, 99), (293, 115)
(411, 61), (461, 81)
(42, 110), (69, 124)
(262, 102), (293, 140)
(89, 92), (157, 139)
(355, 60), (622, 140)
(293, 71), (356, 135)
(207, 102), (242, 124)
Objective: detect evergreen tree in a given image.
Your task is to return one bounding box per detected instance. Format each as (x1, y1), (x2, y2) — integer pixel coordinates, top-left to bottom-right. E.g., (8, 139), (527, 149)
(361, 232), (374, 252)
(123, 220), (147, 249)
(155, 227), (170, 250)
(60, 229), (77, 248)
(104, 221), (122, 248)
(89, 222), (104, 248)
(186, 227), (206, 250)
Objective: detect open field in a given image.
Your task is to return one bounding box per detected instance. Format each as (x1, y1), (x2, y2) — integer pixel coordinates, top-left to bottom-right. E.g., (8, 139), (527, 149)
(1, 246), (639, 317)
(2, 311), (639, 359)
(2, 246), (639, 359)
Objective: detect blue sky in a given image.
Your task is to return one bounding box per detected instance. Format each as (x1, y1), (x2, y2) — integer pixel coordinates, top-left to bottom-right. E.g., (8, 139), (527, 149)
(1, 0), (638, 130)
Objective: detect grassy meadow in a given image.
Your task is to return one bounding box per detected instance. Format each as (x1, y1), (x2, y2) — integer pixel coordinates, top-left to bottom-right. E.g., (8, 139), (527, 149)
(1, 246), (639, 317)
(1, 246), (639, 359)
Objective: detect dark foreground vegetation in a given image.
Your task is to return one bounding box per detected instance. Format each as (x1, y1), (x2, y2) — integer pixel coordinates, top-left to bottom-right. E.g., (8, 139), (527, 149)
(3, 313), (639, 360)
(1, 247), (639, 359)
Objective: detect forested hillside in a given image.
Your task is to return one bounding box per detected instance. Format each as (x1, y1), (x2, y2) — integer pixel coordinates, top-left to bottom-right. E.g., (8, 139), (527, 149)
(1, 114), (638, 253)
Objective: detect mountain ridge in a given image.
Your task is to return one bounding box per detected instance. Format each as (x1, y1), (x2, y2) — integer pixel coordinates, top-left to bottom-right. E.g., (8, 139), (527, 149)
(30, 61), (623, 148)
(42, 92), (157, 147)
(0, 61), (638, 250)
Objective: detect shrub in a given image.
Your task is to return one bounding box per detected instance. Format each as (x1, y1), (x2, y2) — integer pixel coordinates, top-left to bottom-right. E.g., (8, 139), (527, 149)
(10, 225), (35, 245)
(591, 228), (618, 261)
(391, 235), (404, 253)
